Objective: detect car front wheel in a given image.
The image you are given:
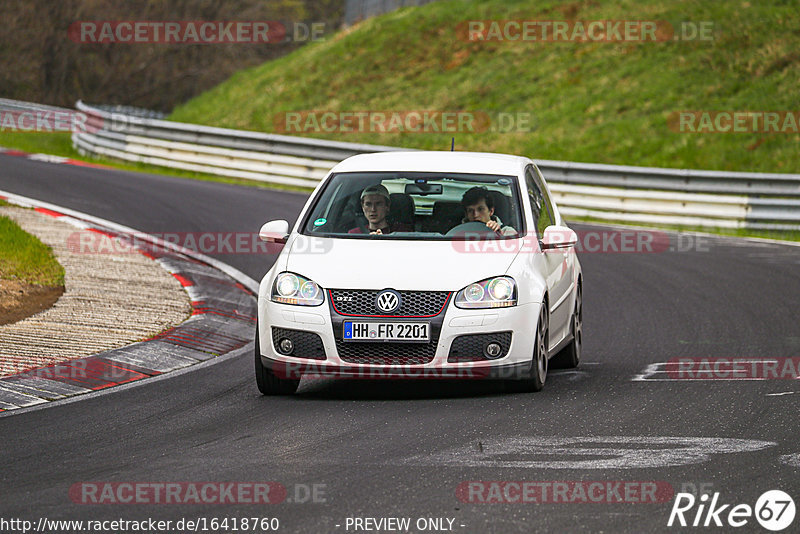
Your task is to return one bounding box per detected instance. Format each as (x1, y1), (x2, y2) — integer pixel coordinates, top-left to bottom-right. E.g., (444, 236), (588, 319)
(507, 304), (548, 392)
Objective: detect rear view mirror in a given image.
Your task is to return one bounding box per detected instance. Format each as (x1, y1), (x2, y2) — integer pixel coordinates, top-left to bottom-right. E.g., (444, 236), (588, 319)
(404, 183), (443, 196)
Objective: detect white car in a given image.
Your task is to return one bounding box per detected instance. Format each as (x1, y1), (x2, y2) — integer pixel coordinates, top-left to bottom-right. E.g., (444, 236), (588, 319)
(255, 151), (582, 394)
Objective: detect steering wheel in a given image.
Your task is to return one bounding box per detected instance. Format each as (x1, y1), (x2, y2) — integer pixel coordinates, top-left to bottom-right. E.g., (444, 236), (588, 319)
(445, 221), (496, 237)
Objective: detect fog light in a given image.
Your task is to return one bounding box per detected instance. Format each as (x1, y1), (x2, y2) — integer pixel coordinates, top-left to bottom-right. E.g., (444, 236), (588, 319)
(484, 342), (502, 359)
(278, 338), (294, 355)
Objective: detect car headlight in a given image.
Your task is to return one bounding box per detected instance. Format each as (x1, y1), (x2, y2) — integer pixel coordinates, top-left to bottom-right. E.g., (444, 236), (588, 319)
(455, 276), (517, 309)
(271, 272), (324, 306)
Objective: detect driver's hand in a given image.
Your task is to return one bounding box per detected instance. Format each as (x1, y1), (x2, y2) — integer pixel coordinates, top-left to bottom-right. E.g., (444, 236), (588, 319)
(485, 220), (501, 232)
(370, 228), (383, 235)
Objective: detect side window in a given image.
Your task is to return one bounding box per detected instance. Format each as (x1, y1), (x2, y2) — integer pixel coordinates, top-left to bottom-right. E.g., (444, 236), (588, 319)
(525, 166), (554, 238)
(535, 166), (558, 228)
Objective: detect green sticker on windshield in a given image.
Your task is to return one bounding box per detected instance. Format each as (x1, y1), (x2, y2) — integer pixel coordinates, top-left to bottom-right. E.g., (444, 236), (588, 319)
(313, 218), (327, 226)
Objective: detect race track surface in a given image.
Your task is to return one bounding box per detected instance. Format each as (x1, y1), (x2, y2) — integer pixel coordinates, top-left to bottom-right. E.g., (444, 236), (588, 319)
(1, 154), (799, 533)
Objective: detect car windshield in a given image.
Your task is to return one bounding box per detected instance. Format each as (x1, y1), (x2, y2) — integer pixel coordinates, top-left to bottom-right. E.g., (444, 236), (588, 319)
(300, 172), (524, 240)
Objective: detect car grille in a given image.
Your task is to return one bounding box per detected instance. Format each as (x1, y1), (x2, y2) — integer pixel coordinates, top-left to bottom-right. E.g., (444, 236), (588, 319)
(329, 290), (450, 317)
(271, 327), (326, 360)
(447, 331), (512, 362)
(335, 337), (438, 365)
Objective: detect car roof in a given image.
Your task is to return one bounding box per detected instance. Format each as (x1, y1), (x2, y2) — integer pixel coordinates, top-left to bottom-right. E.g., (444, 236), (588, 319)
(330, 151), (531, 177)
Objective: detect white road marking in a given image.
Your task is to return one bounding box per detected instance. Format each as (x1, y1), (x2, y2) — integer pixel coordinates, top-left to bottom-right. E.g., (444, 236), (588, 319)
(400, 436), (775, 469)
(549, 369), (590, 380)
(0, 377), (89, 398)
(0, 385), (48, 407)
(632, 360), (788, 381)
(27, 153), (69, 164)
(779, 454), (800, 468)
(631, 362), (665, 381)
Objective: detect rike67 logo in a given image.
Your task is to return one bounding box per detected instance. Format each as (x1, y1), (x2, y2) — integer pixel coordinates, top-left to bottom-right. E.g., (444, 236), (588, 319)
(668, 490), (795, 531)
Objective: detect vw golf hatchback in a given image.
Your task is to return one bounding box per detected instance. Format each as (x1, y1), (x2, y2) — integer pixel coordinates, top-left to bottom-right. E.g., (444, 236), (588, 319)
(255, 151), (582, 394)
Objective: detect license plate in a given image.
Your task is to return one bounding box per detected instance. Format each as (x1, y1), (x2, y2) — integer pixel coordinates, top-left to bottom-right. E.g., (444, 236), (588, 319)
(343, 321), (430, 342)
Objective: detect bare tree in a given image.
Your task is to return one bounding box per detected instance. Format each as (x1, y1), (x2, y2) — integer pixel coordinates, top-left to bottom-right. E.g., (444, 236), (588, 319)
(0, 0), (344, 111)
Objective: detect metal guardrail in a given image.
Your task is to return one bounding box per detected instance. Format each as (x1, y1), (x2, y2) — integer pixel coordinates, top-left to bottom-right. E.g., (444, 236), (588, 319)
(4, 98), (800, 231)
(0, 98), (71, 114)
(89, 104), (166, 120)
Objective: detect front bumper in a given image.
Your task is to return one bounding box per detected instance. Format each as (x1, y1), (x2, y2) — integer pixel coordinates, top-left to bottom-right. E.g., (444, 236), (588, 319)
(257, 296), (541, 380)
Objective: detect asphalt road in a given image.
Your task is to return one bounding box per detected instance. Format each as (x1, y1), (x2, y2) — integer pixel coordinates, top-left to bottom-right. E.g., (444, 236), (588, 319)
(1, 154), (799, 533)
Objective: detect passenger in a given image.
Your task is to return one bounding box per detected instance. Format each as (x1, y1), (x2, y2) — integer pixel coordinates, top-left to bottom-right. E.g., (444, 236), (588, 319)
(460, 186), (517, 236)
(349, 184), (413, 235)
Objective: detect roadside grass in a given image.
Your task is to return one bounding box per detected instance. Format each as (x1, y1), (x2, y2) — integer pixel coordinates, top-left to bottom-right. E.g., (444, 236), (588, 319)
(0, 132), (75, 157)
(169, 0), (800, 174)
(0, 214), (65, 286)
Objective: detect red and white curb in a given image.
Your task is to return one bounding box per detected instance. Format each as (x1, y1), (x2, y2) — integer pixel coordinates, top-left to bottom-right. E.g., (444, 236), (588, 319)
(0, 190), (259, 413)
(0, 146), (111, 170)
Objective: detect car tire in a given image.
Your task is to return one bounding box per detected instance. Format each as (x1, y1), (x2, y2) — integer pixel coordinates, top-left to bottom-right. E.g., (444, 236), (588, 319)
(551, 284), (582, 369)
(506, 304), (548, 392)
(254, 324), (300, 395)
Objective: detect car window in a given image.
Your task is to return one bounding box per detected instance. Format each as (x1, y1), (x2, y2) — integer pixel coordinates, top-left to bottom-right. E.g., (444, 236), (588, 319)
(525, 166), (554, 238)
(301, 172), (523, 239)
(535, 165), (558, 227)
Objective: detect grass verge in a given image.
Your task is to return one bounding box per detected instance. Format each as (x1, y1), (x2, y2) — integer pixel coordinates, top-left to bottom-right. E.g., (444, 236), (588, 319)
(0, 212), (65, 286)
(169, 0), (800, 174)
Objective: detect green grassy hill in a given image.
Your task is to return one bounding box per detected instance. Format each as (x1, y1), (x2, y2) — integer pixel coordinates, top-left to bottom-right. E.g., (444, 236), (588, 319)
(170, 0), (799, 173)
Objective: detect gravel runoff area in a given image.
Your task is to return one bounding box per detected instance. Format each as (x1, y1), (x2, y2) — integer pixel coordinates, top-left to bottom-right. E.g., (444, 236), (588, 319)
(0, 206), (191, 376)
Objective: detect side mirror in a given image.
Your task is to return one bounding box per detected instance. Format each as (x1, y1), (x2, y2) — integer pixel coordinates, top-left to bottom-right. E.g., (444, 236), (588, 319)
(259, 220), (290, 243)
(540, 225), (578, 250)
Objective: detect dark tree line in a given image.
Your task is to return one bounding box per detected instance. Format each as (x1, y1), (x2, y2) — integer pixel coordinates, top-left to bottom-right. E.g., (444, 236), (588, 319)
(0, 0), (343, 111)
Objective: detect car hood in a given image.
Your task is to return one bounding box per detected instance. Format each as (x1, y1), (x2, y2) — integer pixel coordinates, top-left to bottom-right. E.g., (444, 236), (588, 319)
(283, 235), (519, 291)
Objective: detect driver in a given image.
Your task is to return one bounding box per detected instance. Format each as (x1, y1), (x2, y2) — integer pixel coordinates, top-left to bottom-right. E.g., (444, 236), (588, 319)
(460, 186), (517, 236)
(349, 184), (413, 235)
